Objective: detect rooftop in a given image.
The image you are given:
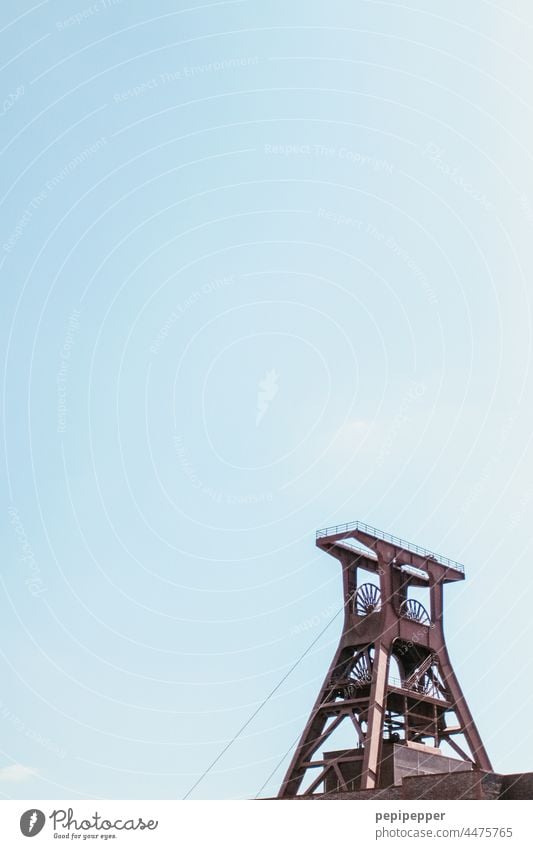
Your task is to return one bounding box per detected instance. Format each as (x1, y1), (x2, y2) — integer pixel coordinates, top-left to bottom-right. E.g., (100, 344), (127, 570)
(316, 520), (465, 575)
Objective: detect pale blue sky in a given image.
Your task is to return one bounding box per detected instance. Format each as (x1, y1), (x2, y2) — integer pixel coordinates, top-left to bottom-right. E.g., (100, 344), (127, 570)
(1, 0), (533, 799)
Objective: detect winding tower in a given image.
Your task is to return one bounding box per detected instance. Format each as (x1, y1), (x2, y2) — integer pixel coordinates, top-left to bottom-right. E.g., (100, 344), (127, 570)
(278, 521), (491, 798)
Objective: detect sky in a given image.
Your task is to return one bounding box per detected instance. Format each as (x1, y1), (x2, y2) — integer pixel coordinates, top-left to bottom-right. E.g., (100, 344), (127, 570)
(1, 0), (533, 800)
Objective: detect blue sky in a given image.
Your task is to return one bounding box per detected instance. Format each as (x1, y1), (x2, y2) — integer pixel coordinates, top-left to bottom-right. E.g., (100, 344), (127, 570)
(1, 0), (533, 799)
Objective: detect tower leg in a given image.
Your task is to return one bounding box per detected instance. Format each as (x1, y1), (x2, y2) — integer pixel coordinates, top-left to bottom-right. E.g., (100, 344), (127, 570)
(278, 644), (347, 798)
(360, 642), (389, 789)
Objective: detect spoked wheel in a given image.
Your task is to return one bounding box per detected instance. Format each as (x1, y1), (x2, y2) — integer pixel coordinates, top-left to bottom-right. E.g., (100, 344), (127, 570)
(354, 583), (381, 616)
(350, 648), (373, 684)
(400, 599), (430, 625)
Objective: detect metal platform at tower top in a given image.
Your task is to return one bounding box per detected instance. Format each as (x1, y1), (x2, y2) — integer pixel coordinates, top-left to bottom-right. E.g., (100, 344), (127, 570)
(316, 520), (465, 575)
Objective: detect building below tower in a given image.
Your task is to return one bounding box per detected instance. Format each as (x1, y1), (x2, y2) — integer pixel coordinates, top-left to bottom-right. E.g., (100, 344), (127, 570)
(273, 768), (533, 800)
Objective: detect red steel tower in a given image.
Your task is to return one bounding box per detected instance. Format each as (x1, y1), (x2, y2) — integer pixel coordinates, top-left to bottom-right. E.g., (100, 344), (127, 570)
(278, 521), (491, 798)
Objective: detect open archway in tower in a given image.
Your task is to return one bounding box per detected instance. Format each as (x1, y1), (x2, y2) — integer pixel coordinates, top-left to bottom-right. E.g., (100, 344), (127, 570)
(387, 653), (402, 688)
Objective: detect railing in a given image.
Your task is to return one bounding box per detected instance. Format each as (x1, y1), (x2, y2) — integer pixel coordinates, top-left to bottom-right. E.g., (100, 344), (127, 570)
(328, 675), (447, 701)
(316, 520), (465, 574)
(388, 676), (446, 701)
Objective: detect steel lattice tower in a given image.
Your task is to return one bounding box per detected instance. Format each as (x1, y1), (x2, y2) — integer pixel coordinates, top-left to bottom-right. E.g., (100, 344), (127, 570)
(278, 521), (491, 798)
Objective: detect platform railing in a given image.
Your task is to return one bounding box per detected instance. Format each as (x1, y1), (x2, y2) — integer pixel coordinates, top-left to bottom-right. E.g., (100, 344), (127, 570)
(388, 676), (446, 700)
(316, 520), (465, 574)
(329, 675), (446, 701)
